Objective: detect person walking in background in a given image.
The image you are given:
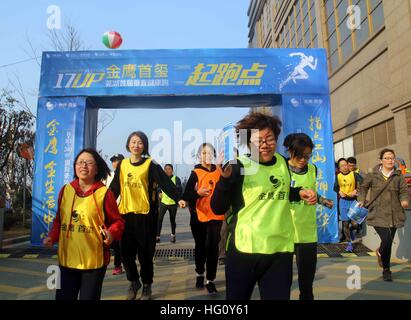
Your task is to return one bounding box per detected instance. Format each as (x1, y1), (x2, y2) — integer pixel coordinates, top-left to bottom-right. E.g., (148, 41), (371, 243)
(105, 153), (125, 276)
(157, 164), (182, 243)
(109, 131), (185, 300)
(43, 148), (124, 300)
(183, 143), (223, 295)
(358, 148), (409, 281)
(334, 158), (362, 252)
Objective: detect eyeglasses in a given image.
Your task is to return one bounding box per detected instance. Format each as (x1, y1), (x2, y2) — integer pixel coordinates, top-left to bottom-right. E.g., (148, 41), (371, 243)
(250, 137), (277, 147)
(75, 160), (96, 167)
(297, 153), (312, 160)
(382, 157), (395, 161)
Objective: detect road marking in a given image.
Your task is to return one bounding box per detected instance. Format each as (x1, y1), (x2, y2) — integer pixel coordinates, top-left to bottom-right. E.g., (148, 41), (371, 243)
(0, 266), (44, 277)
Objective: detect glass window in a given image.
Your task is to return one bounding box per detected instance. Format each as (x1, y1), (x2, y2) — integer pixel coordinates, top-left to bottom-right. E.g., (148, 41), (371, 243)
(325, 0), (334, 19)
(304, 30), (311, 47)
(297, 25), (303, 43)
(369, 0), (382, 11)
(311, 18), (317, 37)
(330, 51), (340, 70)
(327, 12), (336, 34)
(341, 36), (353, 61)
(355, 17), (369, 48)
(336, 0), (349, 25)
(312, 35), (318, 48)
(310, 2), (316, 20)
(328, 31), (338, 54)
(371, 3), (384, 32)
(339, 16), (352, 42)
(303, 14), (309, 32)
(303, 0), (309, 16)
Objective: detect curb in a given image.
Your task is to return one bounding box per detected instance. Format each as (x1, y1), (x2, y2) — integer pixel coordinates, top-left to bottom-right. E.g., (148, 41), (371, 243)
(1, 234), (30, 247)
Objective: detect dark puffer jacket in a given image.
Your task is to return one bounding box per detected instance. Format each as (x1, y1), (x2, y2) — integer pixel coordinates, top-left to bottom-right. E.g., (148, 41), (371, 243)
(358, 168), (409, 228)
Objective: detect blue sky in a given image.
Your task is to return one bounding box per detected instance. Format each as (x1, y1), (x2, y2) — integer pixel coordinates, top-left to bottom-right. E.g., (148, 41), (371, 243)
(0, 0), (251, 179)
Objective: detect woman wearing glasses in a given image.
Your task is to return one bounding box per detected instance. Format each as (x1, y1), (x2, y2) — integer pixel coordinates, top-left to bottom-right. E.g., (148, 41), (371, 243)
(211, 113), (317, 300)
(357, 148), (409, 281)
(43, 148), (125, 300)
(109, 131), (185, 300)
(283, 133), (333, 300)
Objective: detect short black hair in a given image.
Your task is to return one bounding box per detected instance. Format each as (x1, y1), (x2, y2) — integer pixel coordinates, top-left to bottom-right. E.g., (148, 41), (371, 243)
(337, 158), (347, 167)
(283, 133), (314, 158)
(73, 148), (111, 182)
(379, 148), (395, 159)
(110, 153), (125, 162)
(126, 131), (150, 156)
(164, 164), (173, 170)
(347, 157), (357, 164)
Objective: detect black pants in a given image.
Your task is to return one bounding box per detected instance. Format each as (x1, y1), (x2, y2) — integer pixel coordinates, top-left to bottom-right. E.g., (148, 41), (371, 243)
(157, 203), (177, 236)
(218, 219), (228, 259)
(295, 242), (317, 300)
(190, 219), (222, 281)
(56, 266), (107, 300)
(121, 213), (156, 285)
(225, 241), (293, 300)
(111, 240), (122, 268)
(374, 227), (397, 269)
(342, 221), (357, 242)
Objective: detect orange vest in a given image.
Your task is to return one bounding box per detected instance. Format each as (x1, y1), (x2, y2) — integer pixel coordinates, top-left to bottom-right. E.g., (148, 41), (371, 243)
(193, 168), (223, 222)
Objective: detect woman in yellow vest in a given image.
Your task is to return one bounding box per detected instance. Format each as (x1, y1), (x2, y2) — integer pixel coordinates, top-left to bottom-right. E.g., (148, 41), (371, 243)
(283, 133), (333, 300)
(109, 131), (185, 300)
(156, 164), (182, 243)
(211, 113), (317, 300)
(183, 143), (223, 295)
(333, 158), (362, 252)
(43, 148), (125, 300)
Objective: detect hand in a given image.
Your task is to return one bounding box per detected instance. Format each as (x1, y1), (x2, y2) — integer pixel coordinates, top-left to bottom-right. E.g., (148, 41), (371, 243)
(349, 190), (358, 197)
(197, 187), (211, 197)
(300, 189), (317, 205)
(178, 200), (186, 208)
(357, 201), (364, 208)
(43, 237), (53, 248)
(339, 191), (346, 198)
(401, 200), (409, 209)
(103, 229), (113, 246)
(322, 199), (334, 209)
(217, 151), (232, 179)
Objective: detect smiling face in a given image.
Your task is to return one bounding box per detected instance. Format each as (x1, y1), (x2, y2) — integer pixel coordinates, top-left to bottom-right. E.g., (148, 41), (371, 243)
(338, 160), (350, 174)
(75, 152), (98, 184)
(128, 134), (145, 157)
(249, 127), (277, 163)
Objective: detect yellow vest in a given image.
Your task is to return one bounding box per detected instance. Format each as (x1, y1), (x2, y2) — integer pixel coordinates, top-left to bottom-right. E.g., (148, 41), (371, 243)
(118, 158), (151, 214)
(337, 171), (356, 195)
(58, 184), (107, 270)
(161, 175), (177, 205)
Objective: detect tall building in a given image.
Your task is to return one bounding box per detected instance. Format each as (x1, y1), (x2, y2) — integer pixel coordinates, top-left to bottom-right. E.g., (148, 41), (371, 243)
(248, 0), (411, 172)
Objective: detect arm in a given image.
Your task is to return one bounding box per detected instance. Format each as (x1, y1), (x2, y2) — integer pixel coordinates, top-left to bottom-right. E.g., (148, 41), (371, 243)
(357, 173), (372, 204)
(182, 171), (199, 203)
(109, 160), (122, 199)
(103, 190), (125, 242)
(175, 176), (183, 199)
(398, 175), (410, 208)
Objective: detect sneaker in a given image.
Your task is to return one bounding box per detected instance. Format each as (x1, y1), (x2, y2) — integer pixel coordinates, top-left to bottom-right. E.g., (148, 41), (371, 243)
(345, 242), (354, 252)
(195, 276), (204, 289)
(205, 281), (218, 295)
(126, 281), (141, 300)
(156, 236), (160, 243)
(140, 284), (152, 300)
(170, 234), (176, 243)
(112, 266), (123, 275)
(376, 248), (383, 268)
(383, 269), (392, 282)
(218, 257), (225, 265)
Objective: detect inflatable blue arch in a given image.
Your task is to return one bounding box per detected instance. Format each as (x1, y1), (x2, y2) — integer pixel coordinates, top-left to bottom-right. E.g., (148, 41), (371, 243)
(32, 48), (338, 246)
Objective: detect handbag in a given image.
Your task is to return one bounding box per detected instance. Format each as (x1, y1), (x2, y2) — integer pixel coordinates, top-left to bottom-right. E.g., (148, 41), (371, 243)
(347, 174), (395, 224)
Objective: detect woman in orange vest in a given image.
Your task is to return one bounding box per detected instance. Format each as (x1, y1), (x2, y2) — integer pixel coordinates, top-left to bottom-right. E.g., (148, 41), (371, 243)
(43, 148), (124, 300)
(183, 143), (223, 295)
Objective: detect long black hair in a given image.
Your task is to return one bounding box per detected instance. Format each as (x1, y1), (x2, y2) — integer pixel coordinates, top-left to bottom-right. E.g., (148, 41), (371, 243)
(73, 148), (111, 182)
